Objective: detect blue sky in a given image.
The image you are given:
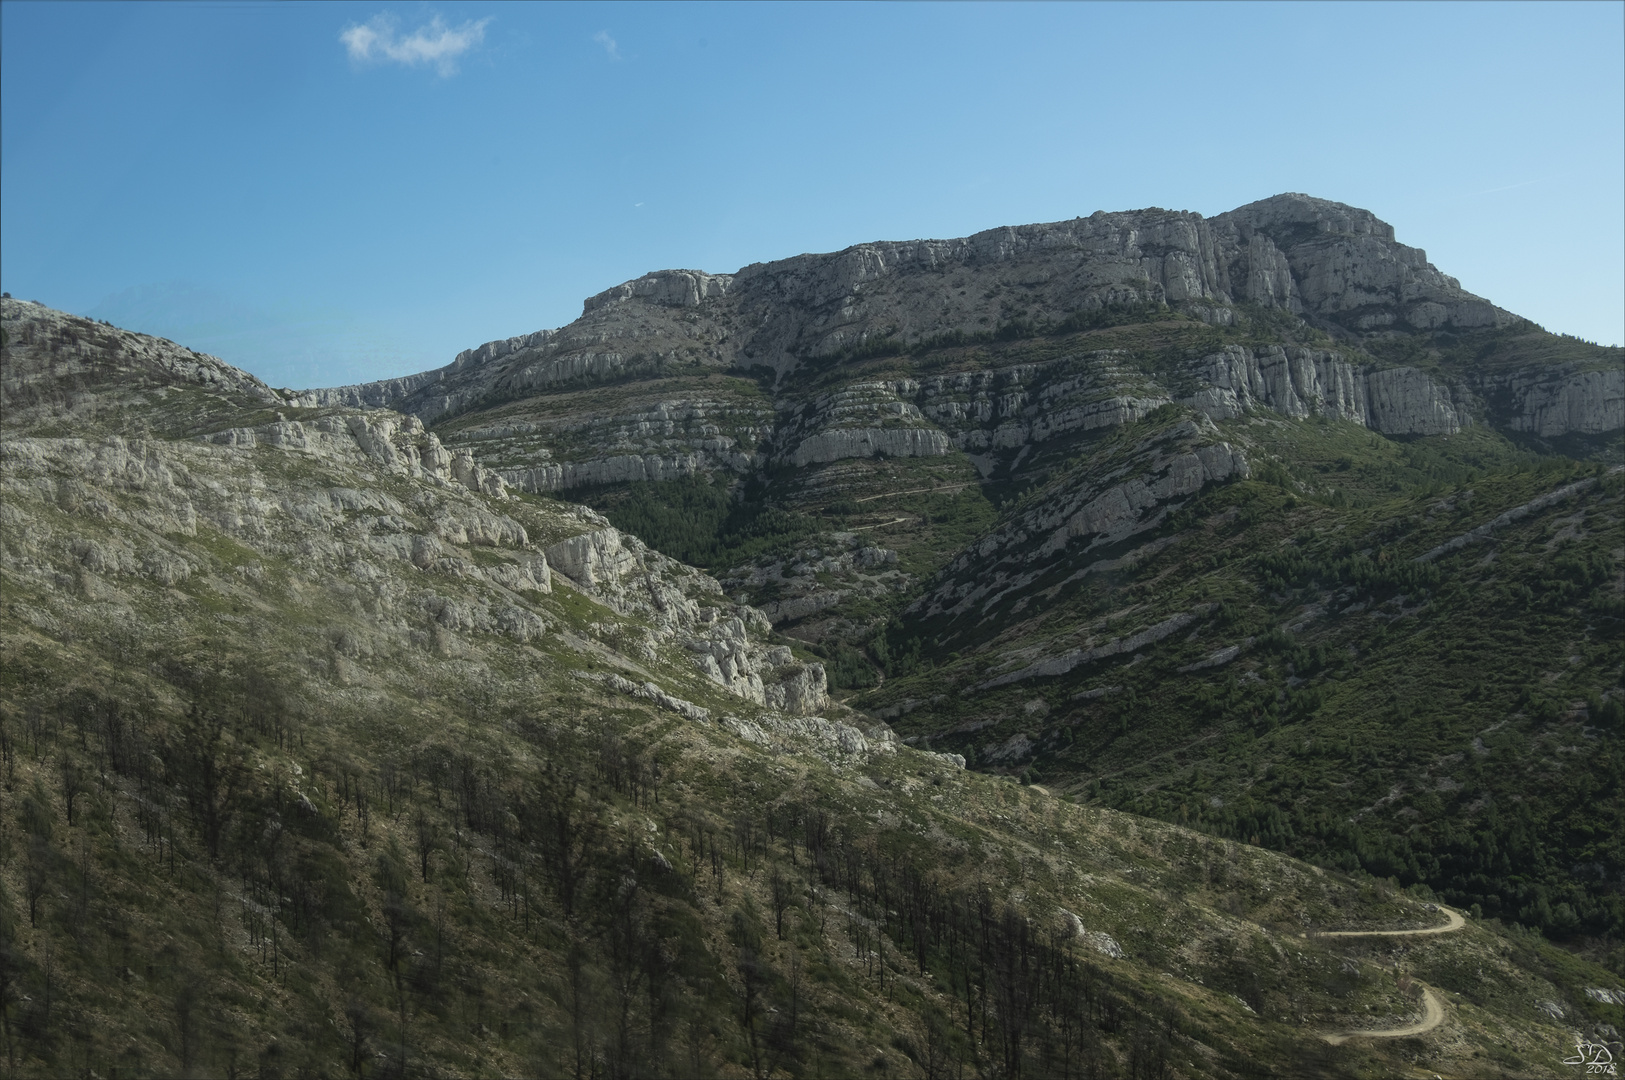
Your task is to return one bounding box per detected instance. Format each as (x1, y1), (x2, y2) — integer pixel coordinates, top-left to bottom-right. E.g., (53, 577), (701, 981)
(2, 2), (1620, 389)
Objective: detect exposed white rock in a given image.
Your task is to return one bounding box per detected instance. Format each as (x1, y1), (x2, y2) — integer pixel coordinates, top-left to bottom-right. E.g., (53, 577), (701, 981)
(1364, 367), (1465, 436)
(978, 608), (1207, 690)
(1178, 345), (1467, 435)
(267, 194), (1617, 474)
(259, 192), (1611, 499)
(763, 663), (830, 714)
(544, 528), (640, 588)
(584, 269), (734, 312)
(0, 298), (285, 407)
(985, 732), (1034, 763)
(789, 426), (952, 467)
(1087, 932), (1124, 960)
(596, 672), (712, 723)
(1179, 644), (1242, 673)
(1213, 193), (1515, 334)
(717, 711), (893, 761)
(486, 556), (551, 594)
(503, 452), (711, 493)
(1496, 366), (1624, 437)
(538, 522), (833, 715)
(1059, 910), (1125, 959)
(204, 412), (511, 498)
(759, 590), (847, 625)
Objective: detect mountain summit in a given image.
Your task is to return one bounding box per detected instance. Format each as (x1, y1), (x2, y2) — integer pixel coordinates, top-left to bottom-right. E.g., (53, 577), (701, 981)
(296, 194), (1536, 423)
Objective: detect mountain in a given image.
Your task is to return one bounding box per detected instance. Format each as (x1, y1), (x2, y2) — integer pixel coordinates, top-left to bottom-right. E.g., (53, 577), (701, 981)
(292, 192), (1616, 441)
(279, 192), (1623, 948)
(0, 191), (1622, 1077)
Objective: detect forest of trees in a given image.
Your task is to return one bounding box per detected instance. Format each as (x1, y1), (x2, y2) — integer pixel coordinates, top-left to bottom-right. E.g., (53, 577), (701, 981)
(0, 661), (1283, 1078)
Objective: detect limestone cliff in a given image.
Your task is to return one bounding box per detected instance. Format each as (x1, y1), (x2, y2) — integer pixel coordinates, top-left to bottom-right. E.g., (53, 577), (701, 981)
(285, 195), (1616, 504)
(1180, 345), (1470, 436)
(1488, 365), (1625, 438)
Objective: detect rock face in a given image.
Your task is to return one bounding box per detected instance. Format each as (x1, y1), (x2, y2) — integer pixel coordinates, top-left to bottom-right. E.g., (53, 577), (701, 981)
(204, 413), (513, 499)
(790, 426), (953, 467)
(279, 194), (1614, 503)
(0, 425), (558, 656)
(1492, 366), (1625, 438)
(536, 515), (831, 715)
(0, 299), (284, 408)
(296, 192), (1523, 418)
(543, 527), (640, 588)
(583, 270), (734, 313)
(1179, 345), (1468, 435)
(978, 608), (1207, 690)
(1211, 194), (1512, 334)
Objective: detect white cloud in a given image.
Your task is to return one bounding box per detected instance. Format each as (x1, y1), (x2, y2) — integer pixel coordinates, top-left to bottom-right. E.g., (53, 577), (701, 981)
(340, 12), (491, 77)
(593, 30), (621, 61)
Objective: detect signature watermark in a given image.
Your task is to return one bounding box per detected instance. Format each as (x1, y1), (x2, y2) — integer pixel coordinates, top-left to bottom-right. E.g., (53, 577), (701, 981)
(1564, 1036), (1618, 1076)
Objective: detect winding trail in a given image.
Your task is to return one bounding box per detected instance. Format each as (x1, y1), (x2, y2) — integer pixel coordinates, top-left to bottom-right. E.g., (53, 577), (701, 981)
(1315, 906), (1466, 939)
(1315, 906), (1465, 1045)
(852, 482), (973, 503)
(852, 516), (913, 531)
(1322, 986), (1446, 1045)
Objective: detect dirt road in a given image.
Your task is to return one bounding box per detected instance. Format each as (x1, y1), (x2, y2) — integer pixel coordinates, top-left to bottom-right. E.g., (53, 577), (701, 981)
(1322, 986), (1445, 1045)
(1318, 906), (1464, 1044)
(1315, 907), (1466, 939)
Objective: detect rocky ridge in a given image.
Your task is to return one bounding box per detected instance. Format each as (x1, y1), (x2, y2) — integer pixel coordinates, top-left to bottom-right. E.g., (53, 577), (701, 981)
(283, 195), (1616, 515)
(0, 298), (834, 720)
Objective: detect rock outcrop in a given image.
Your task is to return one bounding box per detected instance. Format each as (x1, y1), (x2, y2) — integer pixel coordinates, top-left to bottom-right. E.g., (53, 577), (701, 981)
(789, 426), (953, 467)
(913, 415), (1250, 621)
(204, 413), (512, 499)
(1, 298), (831, 719)
(538, 515), (832, 715)
(1211, 194), (1514, 335)
(583, 270), (734, 313)
(1490, 366), (1625, 438)
(977, 608), (1207, 690)
(295, 193), (1525, 418)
